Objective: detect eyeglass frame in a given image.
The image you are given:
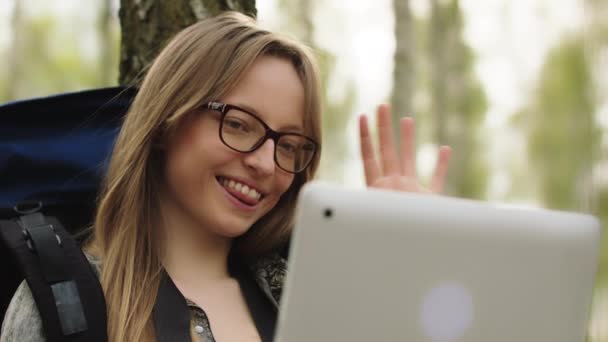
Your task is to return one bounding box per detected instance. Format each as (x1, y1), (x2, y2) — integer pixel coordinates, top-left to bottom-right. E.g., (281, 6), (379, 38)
(205, 101), (319, 174)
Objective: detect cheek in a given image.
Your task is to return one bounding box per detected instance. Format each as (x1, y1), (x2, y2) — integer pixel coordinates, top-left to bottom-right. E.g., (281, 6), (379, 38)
(267, 173), (295, 207)
(166, 123), (229, 177)
(277, 173), (295, 194)
(164, 130), (211, 197)
(164, 149), (195, 203)
(165, 139), (199, 184)
(279, 173), (295, 195)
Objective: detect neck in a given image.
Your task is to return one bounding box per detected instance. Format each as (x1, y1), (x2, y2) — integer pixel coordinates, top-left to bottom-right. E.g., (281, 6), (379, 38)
(160, 199), (233, 292)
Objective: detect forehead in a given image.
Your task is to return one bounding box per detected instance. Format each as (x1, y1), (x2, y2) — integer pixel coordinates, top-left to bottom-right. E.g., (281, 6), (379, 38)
(221, 56), (306, 132)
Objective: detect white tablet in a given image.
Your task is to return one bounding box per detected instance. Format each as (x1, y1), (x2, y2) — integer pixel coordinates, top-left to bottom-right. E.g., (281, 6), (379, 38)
(275, 181), (600, 342)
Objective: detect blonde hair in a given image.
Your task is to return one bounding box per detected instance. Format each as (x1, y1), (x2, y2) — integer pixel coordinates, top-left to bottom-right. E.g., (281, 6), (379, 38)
(87, 12), (321, 341)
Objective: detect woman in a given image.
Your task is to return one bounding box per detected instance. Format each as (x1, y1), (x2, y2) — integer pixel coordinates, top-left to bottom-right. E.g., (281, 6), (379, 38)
(0, 11), (451, 342)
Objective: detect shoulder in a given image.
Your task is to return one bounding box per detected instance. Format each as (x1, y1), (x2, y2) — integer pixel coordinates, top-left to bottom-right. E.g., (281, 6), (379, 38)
(1, 281), (45, 342)
(84, 252), (103, 276)
(1, 252), (100, 342)
(249, 253), (288, 307)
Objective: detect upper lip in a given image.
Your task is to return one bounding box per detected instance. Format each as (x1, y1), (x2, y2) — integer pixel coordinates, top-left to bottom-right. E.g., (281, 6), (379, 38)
(217, 175), (267, 196)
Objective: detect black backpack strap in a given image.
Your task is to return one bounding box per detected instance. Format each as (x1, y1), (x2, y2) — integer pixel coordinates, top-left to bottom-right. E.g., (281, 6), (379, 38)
(0, 213), (107, 342)
(153, 271), (191, 342)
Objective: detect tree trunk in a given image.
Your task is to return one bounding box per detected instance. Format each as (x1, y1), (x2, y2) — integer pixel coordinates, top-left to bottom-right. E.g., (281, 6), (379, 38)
(428, 0), (447, 145)
(428, 0), (487, 198)
(391, 0), (414, 146)
(118, 0), (256, 86)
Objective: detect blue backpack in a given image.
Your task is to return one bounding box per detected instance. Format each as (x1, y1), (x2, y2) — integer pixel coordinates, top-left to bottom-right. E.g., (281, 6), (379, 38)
(0, 87), (133, 341)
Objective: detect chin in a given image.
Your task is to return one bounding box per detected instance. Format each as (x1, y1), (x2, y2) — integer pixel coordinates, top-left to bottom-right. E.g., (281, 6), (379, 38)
(221, 228), (251, 239)
(212, 218), (255, 239)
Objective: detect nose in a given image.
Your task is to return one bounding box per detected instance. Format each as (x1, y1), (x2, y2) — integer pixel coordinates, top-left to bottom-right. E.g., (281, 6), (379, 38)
(243, 139), (275, 176)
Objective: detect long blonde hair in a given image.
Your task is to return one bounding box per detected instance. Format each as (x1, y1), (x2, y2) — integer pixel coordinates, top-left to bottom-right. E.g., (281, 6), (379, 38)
(87, 12), (321, 341)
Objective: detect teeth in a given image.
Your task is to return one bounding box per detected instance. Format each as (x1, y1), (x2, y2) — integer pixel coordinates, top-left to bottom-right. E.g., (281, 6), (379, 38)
(219, 177), (262, 201)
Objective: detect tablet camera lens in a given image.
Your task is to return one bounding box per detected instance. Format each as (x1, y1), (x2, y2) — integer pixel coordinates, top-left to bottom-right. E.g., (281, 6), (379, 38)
(324, 208), (333, 218)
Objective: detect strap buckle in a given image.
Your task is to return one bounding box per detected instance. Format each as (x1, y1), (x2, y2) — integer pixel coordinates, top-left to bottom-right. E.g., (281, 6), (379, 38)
(19, 214), (62, 252)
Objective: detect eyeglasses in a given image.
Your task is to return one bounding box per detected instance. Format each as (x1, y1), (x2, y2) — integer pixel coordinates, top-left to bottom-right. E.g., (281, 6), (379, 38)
(205, 102), (318, 174)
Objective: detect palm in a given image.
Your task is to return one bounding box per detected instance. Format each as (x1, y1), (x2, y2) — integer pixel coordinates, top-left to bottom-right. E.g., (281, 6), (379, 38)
(359, 104), (452, 194)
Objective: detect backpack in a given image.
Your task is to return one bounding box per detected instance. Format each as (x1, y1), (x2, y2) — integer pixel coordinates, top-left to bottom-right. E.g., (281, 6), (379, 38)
(0, 87), (134, 341)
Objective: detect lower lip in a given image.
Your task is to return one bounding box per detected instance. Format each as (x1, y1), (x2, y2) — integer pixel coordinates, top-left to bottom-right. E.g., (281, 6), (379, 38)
(217, 179), (259, 212)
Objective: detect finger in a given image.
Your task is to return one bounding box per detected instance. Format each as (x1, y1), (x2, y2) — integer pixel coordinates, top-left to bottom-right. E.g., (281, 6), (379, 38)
(359, 114), (381, 186)
(400, 117), (416, 177)
(430, 145), (452, 194)
(376, 104), (400, 176)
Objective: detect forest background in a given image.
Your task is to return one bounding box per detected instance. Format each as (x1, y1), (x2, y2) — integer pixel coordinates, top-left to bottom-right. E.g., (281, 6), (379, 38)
(1, 0), (607, 339)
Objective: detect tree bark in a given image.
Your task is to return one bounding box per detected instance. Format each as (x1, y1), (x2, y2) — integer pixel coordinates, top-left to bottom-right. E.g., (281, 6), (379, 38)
(118, 0), (256, 86)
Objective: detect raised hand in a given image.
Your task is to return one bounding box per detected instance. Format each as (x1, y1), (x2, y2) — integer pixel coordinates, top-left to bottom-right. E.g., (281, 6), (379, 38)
(358, 104), (452, 194)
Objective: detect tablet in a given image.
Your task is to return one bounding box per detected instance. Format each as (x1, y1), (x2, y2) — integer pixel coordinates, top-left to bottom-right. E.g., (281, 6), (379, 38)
(276, 181), (600, 342)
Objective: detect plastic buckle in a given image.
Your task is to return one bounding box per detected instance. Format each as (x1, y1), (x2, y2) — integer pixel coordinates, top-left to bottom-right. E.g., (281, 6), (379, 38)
(22, 224), (62, 252)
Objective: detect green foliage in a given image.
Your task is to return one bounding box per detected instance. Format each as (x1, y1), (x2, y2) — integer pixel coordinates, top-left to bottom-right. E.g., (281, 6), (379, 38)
(596, 188), (608, 285)
(524, 36), (600, 210)
(516, 33), (608, 312)
(277, 0), (356, 183)
(0, 51), (8, 103)
(4, 8), (120, 102)
(316, 50), (356, 182)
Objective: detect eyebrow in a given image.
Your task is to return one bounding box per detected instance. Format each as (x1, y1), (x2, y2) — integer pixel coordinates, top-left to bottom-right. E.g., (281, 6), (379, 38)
(234, 102), (304, 133)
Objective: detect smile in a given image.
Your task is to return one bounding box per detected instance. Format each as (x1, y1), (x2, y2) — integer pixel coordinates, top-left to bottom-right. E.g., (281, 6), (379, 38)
(216, 176), (264, 206)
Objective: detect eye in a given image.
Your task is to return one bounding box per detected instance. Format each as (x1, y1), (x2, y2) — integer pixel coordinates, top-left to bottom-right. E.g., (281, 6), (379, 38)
(302, 142), (315, 151)
(224, 117), (250, 132)
(278, 141), (297, 153)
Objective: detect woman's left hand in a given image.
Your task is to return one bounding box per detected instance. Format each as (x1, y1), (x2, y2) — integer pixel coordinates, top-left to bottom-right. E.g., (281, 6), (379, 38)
(358, 104), (452, 194)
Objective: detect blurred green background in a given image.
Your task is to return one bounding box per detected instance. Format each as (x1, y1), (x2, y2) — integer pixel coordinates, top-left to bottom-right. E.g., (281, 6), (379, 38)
(1, 0), (607, 339)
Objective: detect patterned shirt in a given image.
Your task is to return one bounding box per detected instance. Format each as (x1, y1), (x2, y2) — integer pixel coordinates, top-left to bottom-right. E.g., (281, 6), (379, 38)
(0, 254), (287, 342)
